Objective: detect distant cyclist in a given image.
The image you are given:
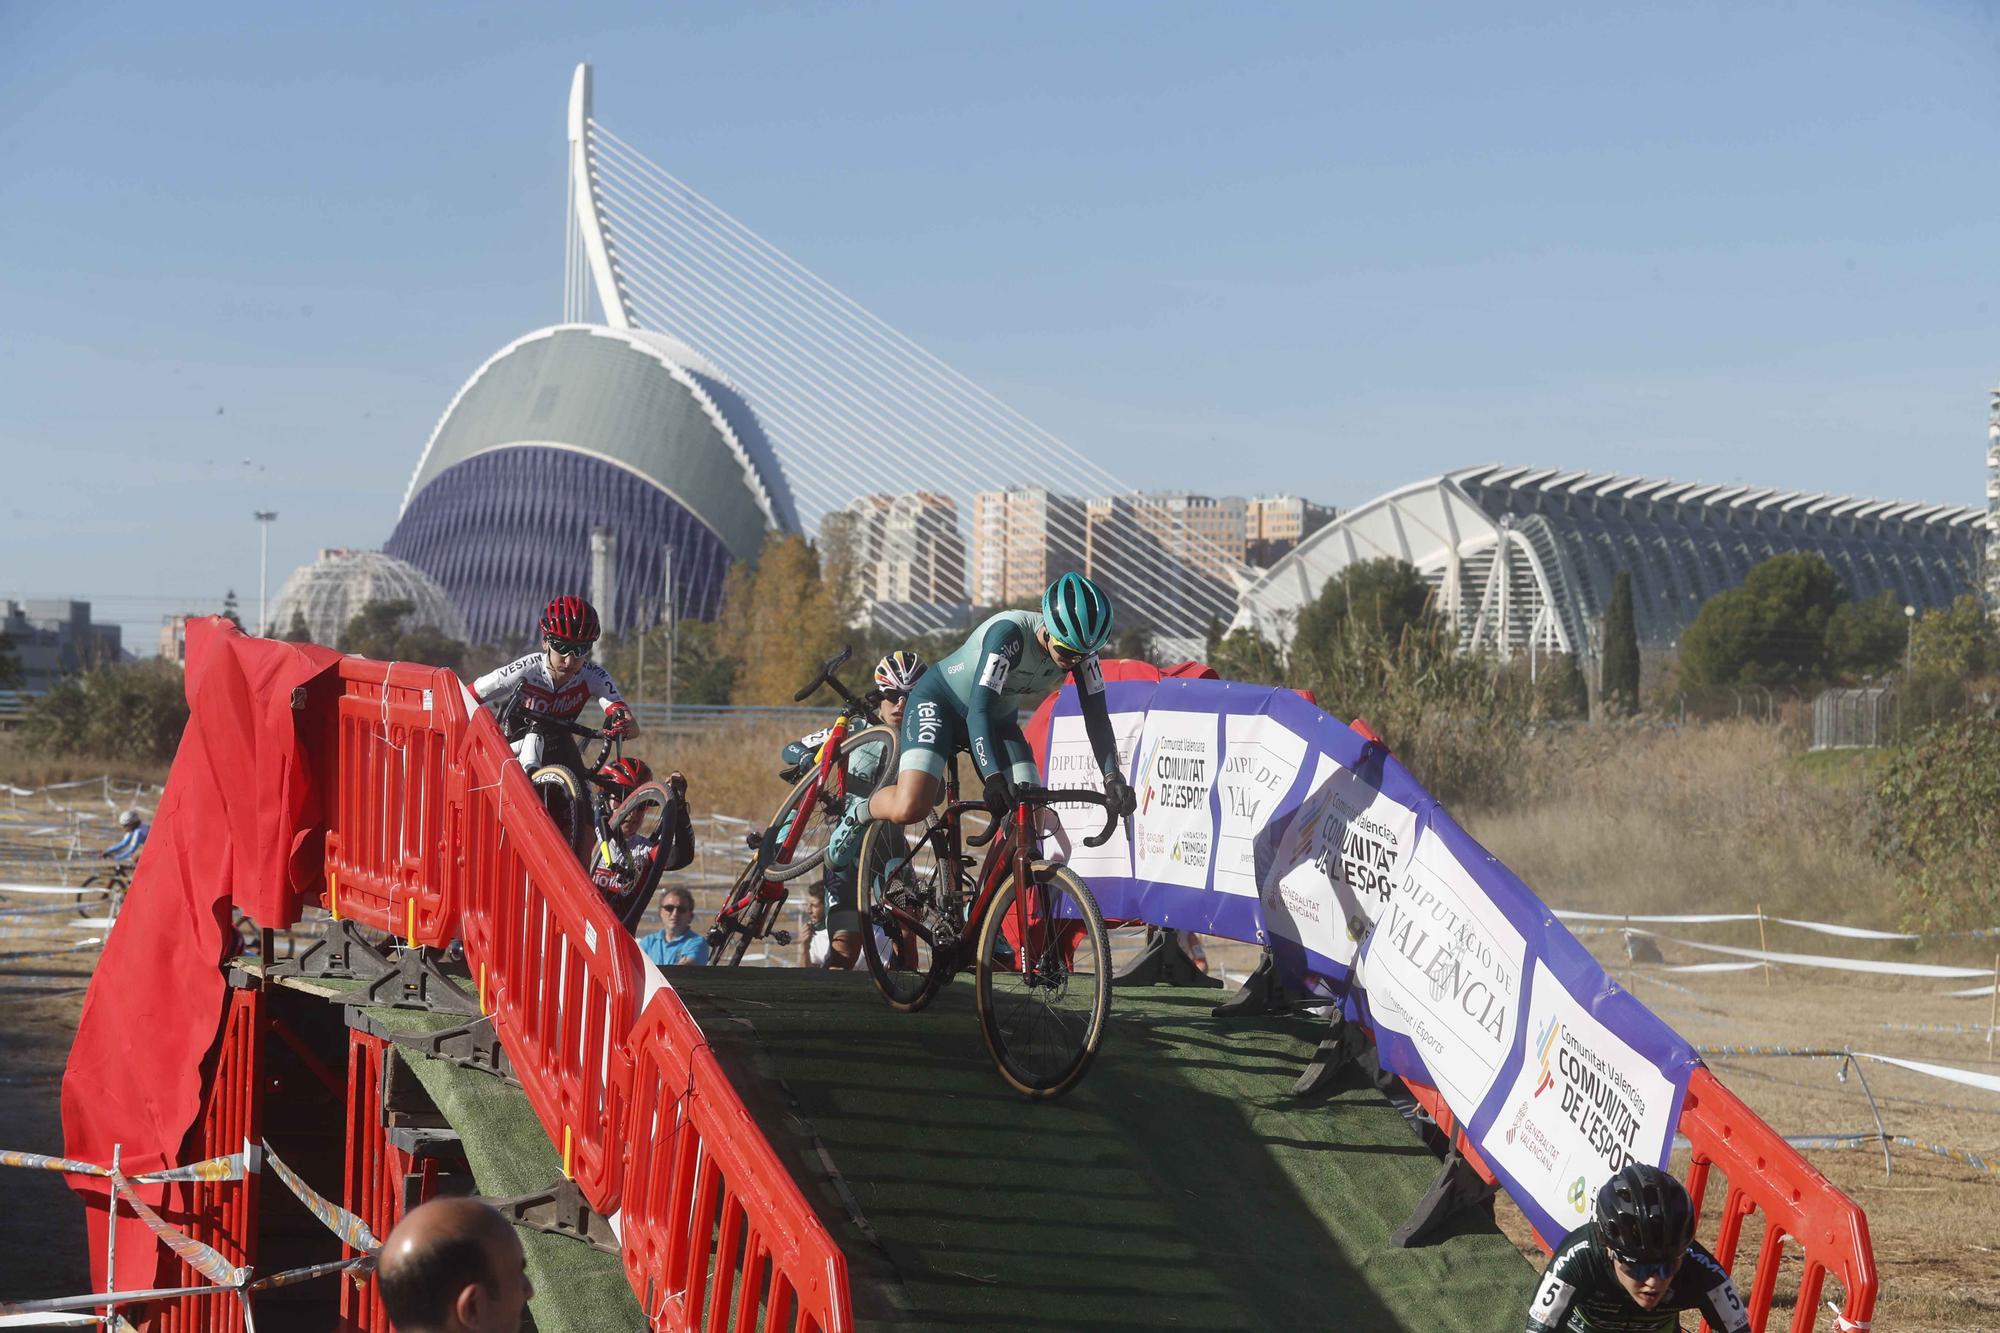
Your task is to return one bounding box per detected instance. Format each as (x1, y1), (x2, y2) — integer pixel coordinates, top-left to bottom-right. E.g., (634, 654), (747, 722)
(1527, 1163), (1749, 1333)
(777, 650), (925, 968)
(868, 573), (1133, 829)
(472, 595), (634, 781)
(588, 757), (694, 904)
(102, 809), (148, 861)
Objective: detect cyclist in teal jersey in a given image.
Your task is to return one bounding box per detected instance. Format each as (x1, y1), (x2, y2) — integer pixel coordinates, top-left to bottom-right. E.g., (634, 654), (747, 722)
(869, 573), (1136, 827)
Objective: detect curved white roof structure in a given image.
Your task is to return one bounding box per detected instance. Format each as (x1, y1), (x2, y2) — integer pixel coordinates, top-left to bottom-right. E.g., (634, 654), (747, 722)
(1234, 465), (1986, 656)
(269, 550), (468, 647)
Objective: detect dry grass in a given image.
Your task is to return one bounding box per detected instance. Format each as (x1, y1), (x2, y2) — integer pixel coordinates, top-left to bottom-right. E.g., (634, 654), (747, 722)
(1462, 721), (1910, 934)
(635, 718), (817, 829)
(0, 733), (172, 792)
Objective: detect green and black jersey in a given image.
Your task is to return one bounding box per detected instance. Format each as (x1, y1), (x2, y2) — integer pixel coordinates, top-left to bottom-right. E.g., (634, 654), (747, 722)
(1526, 1223), (1748, 1333)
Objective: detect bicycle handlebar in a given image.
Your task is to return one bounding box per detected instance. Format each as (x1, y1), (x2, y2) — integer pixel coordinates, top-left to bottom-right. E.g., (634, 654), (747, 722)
(964, 785), (1120, 850)
(792, 645), (855, 703)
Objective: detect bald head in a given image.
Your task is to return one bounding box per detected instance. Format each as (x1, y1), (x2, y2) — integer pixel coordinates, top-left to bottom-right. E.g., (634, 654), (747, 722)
(377, 1197), (531, 1332)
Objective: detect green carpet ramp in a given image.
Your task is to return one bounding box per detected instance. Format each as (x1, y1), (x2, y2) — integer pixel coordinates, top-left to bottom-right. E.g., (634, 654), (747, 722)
(360, 1006), (644, 1332)
(665, 969), (1536, 1332)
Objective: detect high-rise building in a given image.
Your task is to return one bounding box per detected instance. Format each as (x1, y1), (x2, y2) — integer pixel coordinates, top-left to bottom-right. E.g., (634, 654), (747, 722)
(821, 492), (967, 612)
(160, 616), (190, 668)
(1083, 493), (1247, 630)
(970, 487), (1087, 608)
(1245, 495), (1338, 567)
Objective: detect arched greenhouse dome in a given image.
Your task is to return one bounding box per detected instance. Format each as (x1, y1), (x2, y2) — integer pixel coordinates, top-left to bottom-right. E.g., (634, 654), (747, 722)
(268, 549), (470, 647)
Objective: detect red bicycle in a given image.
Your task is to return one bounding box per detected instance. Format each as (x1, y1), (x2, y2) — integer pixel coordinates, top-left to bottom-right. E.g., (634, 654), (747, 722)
(855, 775), (1117, 1099)
(704, 647), (897, 966)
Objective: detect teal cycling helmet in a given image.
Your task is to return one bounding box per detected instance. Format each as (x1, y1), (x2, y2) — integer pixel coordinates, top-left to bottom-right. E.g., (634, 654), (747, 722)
(1041, 572), (1115, 654)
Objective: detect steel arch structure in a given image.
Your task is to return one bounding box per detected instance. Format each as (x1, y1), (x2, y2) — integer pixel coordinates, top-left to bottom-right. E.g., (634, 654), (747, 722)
(1233, 465), (1986, 656)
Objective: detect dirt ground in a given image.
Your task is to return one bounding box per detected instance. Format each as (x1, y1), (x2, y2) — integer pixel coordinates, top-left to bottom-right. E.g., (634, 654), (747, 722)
(4, 785), (1996, 1329)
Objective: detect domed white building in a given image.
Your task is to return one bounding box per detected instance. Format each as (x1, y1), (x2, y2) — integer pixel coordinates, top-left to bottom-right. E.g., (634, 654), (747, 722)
(268, 549), (469, 647)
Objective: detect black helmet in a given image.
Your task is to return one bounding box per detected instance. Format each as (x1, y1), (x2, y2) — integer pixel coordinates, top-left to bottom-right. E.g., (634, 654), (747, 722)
(1594, 1164), (1694, 1266)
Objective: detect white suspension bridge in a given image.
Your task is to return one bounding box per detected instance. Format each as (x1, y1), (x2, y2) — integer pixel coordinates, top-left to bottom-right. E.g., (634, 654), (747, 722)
(559, 64), (1250, 648)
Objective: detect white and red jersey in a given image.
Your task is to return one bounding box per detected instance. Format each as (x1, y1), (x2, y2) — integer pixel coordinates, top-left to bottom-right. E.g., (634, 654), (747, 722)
(473, 652), (625, 723)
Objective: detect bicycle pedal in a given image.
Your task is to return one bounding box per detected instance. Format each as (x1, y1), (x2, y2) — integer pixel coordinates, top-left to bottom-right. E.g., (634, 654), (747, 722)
(744, 831), (764, 850)
(771, 929), (794, 946)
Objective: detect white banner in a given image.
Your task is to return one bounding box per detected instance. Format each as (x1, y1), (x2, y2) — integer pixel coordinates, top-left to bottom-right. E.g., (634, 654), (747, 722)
(1042, 709), (1146, 877)
(1262, 754), (1419, 968)
(1356, 829), (1526, 1113)
(1484, 959), (1679, 1235)
(1131, 709), (1220, 890)
(1212, 713), (1307, 898)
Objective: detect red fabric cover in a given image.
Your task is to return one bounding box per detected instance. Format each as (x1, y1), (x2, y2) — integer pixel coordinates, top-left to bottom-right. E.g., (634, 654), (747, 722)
(62, 618), (342, 1290)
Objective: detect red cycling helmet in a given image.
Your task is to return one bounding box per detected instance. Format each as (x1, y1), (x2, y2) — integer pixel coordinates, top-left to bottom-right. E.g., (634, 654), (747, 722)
(540, 595), (601, 644)
(598, 756), (654, 796)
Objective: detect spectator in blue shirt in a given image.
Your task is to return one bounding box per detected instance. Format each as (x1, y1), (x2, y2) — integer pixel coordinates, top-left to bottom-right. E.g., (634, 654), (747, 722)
(103, 810), (149, 861)
(638, 887), (710, 967)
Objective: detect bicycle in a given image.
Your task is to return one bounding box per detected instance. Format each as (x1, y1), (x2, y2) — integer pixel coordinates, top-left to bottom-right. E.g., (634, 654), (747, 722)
(854, 776), (1117, 1099)
(78, 861), (134, 920)
(504, 704), (689, 932)
(704, 646), (898, 967)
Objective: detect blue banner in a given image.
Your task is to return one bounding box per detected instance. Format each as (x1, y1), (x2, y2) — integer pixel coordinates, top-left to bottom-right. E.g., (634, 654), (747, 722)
(1036, 675), (1699, 1247)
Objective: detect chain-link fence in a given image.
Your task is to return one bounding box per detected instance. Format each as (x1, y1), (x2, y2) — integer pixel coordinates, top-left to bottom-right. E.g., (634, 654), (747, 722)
(1811, 687), (1896, 750)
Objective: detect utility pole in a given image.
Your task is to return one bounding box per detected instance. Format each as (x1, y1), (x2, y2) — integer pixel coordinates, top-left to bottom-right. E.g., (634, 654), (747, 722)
(253, 511), (278, 635)
(662, 545), (676, 719)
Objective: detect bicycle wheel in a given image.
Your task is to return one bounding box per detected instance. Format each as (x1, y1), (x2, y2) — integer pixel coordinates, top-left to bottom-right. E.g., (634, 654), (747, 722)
(602, 781), (674, 931)
(762, 726), (898, 883)
(529, 765), (587, 857)
(856, 817), (952, 1013)
(975, 863), (1111, 1099)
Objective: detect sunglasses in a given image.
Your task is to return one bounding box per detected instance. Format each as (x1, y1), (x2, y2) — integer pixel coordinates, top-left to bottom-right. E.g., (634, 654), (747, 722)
(879, 689), (909, 704)
(664, 901), (693, 914)
(1612, 1254), (1679, 1282)
(545, 637), (591, 660)
(1048, 640), (1084, 664)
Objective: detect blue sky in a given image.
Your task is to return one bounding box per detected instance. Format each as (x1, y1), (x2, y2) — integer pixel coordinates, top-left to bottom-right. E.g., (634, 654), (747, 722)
(4, 2), (1997, 649)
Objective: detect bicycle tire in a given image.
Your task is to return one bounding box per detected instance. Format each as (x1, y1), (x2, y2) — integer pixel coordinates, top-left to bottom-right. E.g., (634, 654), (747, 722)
(974, 863), (1112, 1099)
(720, 888), (785, 967)
(855, 816), (951, 1013)
(602, 781), (675, 931)
(529, 765), (587, 856)
(761, 726), (898, 884)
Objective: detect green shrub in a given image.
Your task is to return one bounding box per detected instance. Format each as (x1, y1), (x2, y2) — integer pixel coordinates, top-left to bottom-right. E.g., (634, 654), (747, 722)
(1873, 712), (2000, 932)
(22, 660), (190, 764)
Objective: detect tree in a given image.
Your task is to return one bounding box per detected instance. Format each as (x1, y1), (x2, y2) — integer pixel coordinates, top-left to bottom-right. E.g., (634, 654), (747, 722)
(1601, 571), (1640, 714)
(221, 589), (243, 630)
(1207, 626), (1284, 685)
(339, 600), (468, 675)
(1290, 558), (1437, 670)
(0, 633), (20, 690)
(715, 534), (844, 704)
(1678, 553), (1845, 687)
(23, 660), (190, 762)
(1823, 590), (1906, 679)
(280, 609), (314, 644)
(1908, 593), (1997, 679)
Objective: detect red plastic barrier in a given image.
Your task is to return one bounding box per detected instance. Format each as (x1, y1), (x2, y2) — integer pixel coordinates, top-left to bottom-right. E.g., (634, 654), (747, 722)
(1680, 1068), (1876, 1333)
(341, 1028), (410, 1333)
(456, 714), (640, 1215)
(156, 985), (263, 1333)
(618, 990), (852, 1333)
(321, 661), (466, 947)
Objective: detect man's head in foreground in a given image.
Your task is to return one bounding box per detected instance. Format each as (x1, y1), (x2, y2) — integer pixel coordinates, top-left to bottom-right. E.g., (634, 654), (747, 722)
(377, 1196), (532, 1332)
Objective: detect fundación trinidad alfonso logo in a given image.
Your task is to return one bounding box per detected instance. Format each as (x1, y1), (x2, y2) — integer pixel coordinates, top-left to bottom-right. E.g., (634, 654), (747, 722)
(1567, 1176), (1589, 1213)
(1532, 1014), (1561, 1098)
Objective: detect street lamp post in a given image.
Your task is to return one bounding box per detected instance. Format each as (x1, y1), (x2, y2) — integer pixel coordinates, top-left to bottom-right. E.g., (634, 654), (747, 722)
(254, 511), (279, 635)
(1902, 604), (1916, 739)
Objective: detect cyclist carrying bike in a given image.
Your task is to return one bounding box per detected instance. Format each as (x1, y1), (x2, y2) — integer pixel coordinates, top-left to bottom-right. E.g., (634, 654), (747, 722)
(1527, 1163), (1749, 1333)
(588, 756), (694, 899)
(778, 650), (926, 968)
(472, 595), (635, 783)
(868, 573), (1134, 828)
